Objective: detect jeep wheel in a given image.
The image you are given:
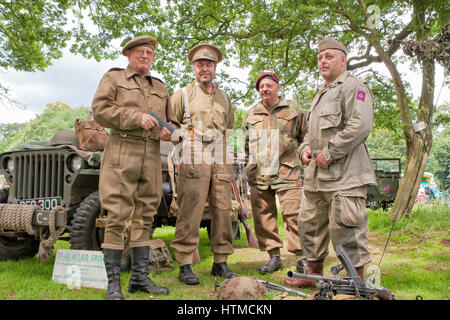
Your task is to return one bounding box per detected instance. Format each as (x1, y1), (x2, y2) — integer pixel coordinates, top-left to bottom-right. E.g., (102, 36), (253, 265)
(70, 191), (131, 271)
(0, 236), (39, 261)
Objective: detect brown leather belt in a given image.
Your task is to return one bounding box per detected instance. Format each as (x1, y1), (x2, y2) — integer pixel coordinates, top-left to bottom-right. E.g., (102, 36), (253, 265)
(110, 128), (151, 138)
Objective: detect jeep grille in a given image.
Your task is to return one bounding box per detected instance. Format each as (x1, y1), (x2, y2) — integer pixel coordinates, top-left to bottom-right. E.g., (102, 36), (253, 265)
(12, 152), (65, 200)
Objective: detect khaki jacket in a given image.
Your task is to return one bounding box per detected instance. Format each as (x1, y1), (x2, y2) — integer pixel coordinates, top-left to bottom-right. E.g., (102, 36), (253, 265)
(92, 65), (178, 140)
(243, 97), (306, 190)
(171, 81), (234, 136)
(298, 71), (376, 192)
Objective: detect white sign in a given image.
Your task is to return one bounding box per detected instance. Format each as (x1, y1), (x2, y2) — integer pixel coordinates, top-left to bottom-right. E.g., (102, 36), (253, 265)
(413, 121), (426, 132)
(52, 249), (108, 289)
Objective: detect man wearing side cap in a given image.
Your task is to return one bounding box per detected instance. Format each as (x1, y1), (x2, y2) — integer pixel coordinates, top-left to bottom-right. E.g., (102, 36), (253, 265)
(92, 35), (178, 299)
(170, 43), (237, 285)
(242, 72), (307, 275)
(284, 37), (376, 288)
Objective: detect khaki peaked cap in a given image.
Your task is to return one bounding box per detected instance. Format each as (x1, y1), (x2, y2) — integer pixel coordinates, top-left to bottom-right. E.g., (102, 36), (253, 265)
(318, 36), (348, 55)
(122, 35), (157, 55)
(188, 44), (223, 63)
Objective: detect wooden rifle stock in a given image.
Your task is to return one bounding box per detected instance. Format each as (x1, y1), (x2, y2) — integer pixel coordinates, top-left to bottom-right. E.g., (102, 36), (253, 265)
(231, 179), (258, 248)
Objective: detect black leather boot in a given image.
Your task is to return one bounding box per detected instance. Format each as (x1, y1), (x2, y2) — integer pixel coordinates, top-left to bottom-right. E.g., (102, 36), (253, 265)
(179, 264), (200, 285)
(103, 249), (124, 300)
(128, 246), (169, 295)
(211, 262), (238, 278)
(259, 256), (282, 274)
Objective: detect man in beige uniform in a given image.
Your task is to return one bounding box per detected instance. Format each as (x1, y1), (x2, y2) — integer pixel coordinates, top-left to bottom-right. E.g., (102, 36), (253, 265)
(92, 35), (178, 299)
(284, 38), (377, 288)
(242, 72), (308, 274)
(170, 44), (237, 285)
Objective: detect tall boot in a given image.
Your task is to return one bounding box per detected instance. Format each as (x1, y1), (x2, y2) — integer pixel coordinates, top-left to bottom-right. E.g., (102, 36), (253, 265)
(283, 260), (324, 288)
(128, 246), (169, 295)
(103, 248), (124, 300)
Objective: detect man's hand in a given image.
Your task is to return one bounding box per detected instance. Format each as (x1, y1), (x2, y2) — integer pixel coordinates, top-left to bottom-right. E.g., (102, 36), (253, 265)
(141, 114), (159, 131)
(301, 149), (312, 165)
(315, 151), (333, 169)
(160, 122), (173, 141)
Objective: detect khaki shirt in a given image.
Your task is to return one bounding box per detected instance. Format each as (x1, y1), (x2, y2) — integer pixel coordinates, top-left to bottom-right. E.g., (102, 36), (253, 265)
(171, 81), (234, 136)
(92, 65), (178, 140)
(298, 71), (377, 192)
(243, 97), (306, 190)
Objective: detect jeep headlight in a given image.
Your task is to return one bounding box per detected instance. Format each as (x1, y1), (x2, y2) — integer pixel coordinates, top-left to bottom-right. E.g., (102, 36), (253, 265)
(70, 156), (83, 172)
(6, 158), (14, 173)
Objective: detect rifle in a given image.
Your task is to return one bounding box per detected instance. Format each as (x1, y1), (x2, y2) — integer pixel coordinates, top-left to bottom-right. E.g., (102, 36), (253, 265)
(231, 178), (258, 248)
(150, 111), (175, 133)
(286, 245), (395, 300)
(255, 278), (310, 298)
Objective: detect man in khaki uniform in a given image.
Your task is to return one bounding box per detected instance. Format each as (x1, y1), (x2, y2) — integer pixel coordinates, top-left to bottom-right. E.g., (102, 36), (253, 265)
(284, 37), (377, 288)
(92, 35), (178, 299)
(170, 44), (237, 285)
(242, 72), (307, 275)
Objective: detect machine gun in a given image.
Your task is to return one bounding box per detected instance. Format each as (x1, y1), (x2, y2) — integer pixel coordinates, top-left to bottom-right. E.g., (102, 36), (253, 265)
(286, 245), (395, 300)
(255, 278), (310, 298)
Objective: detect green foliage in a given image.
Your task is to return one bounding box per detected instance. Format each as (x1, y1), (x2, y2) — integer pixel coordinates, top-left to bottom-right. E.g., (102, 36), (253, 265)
(426, 124), (450, 190)
(0, 1), (72, 72)
(366, 127), (406, 172)
(0, 102), (89, 153)
(368, 204), (450, 238)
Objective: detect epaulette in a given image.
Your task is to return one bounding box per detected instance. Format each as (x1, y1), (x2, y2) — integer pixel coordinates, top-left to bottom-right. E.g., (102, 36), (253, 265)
(103, 68), (123, 79)
(152, 76), (165, 84)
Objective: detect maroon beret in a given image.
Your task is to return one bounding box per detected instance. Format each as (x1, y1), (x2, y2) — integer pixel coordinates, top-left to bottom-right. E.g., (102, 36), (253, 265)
(255, 72), (280, 91)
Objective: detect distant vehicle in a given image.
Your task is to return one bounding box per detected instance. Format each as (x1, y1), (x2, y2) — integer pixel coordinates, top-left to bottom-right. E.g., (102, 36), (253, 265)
(366, 158), (401, 210)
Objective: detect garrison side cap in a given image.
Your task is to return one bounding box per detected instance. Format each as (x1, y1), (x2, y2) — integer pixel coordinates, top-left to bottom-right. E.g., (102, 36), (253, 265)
(188, 44), (223, 64)
(122, 35), (157, 56)
(317, 36), (348, 55)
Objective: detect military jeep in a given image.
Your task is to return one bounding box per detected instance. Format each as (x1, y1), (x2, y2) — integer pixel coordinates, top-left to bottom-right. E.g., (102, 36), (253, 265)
(366, 158), (401, 210)
(0, 129), (244, 265)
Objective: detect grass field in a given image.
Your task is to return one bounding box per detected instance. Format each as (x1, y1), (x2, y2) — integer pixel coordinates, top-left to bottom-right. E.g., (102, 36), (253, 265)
(0, 203), (448, 300)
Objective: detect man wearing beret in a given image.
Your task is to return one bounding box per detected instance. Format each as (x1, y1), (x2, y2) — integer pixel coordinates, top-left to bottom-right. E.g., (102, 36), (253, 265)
(92, 35), (178, 299)
(242, 72), (308, 275)
(170, 43), (237, 285)
(284, 37), (377, 288)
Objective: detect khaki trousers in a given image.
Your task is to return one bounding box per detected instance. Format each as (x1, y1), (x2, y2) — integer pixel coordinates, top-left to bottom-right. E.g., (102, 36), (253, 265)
(99, 135), (162, 250)
(298, 187), (371, 267)
(250, 186), (302, 255)
(170, 162), (234, 266)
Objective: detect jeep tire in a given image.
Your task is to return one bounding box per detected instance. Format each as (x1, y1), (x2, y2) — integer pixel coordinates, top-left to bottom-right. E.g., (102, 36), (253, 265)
(70, 191), (131, 271)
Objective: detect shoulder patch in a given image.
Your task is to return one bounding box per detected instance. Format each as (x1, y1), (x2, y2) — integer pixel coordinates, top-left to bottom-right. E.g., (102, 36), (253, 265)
(356, 89), (366, 101)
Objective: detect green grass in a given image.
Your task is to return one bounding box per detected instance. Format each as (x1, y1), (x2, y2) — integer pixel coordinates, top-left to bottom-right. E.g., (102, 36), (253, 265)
(0, 203), (448, 300)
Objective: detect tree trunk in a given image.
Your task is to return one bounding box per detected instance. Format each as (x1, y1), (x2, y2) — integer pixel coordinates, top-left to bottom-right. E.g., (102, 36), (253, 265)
(389, 0), (435, 218)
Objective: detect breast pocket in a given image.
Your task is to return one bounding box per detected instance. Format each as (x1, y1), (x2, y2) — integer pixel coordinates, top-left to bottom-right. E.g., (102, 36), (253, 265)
(149, 90), (168, 115)
(276, 109), (298, 137)
(117, 83), (142, 108)
(319, 102), (342, 130)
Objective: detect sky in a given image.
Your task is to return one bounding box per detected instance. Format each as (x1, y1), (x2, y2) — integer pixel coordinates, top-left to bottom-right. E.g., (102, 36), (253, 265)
(0, 47), (448, 125)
